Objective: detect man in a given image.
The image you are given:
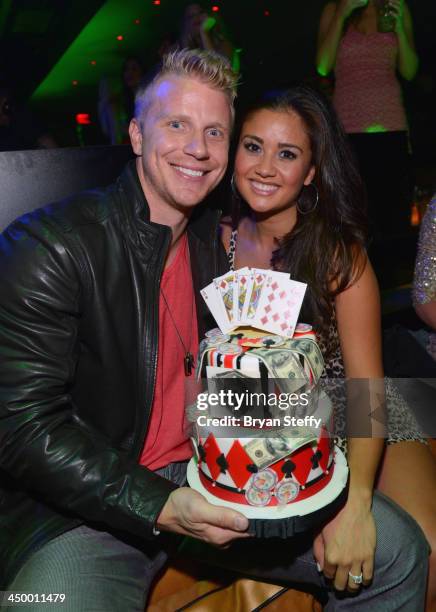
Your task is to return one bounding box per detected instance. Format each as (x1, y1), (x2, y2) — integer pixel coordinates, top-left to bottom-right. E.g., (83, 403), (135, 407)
(0, 49), (249, 609)
(0, 49), (429, 611)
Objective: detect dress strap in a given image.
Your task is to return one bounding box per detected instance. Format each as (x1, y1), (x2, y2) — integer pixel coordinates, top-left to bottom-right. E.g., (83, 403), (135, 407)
(228, 228), (238, 271)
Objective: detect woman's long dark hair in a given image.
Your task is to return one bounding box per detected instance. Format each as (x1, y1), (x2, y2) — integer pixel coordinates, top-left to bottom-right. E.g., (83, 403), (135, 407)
(232, 86), (368, 332)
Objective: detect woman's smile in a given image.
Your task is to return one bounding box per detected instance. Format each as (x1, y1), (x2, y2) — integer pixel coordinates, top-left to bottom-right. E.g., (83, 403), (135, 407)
(235, 108), (315, 215)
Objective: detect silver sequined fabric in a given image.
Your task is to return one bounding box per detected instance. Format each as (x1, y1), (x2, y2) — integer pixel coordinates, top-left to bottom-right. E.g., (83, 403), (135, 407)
(413, 193), (436, 305)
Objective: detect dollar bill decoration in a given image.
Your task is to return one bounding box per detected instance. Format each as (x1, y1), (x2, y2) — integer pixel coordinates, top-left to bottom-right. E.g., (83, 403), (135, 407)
(252, 339), (324, 390)
(244, 432), (316, 470)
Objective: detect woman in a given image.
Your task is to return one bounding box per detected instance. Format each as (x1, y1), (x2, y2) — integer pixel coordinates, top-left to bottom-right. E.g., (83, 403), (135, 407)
(98, 56), (145, 145)
(316, 0), (418, 237)
(221, 86), (436, 609)
(179, 4), (239, 73)
(414, 193), (436, 348)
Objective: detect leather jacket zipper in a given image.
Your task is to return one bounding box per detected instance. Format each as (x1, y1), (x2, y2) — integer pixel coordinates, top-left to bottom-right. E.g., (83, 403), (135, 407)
(212, 211), (220, 278)
(134, 228), (171, 460)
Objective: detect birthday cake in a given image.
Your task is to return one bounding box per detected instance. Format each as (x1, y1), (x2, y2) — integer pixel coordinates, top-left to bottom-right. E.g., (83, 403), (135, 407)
(186, 269), (349, 537)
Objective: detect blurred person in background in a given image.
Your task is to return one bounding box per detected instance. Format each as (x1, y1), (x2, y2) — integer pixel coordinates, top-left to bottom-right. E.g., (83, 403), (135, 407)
(413, 193), (436, 360)
(98, 56), (146, 145)
(316, 0), (418, 239)
(179, 3), (240, 73)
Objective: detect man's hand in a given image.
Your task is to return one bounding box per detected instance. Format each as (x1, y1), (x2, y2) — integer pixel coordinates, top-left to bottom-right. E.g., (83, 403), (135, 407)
(156, 487), (252, 547)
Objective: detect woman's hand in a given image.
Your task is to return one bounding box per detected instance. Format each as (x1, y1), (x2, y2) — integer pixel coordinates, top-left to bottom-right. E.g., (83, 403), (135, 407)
(201, 15), (217, 33)
(337, 0), (368, 21)
(313, 493), (376, 592)
(387, 0), (405, 33)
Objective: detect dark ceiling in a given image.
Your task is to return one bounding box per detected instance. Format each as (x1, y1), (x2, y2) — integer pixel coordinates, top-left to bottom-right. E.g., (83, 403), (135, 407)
(2, 1), (435, 100)
(1, 1), (435, 153)
(0, 0), (105, 99)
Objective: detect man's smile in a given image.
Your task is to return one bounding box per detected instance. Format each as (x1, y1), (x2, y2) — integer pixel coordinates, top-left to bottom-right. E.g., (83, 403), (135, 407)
(171, 164), (208, 179)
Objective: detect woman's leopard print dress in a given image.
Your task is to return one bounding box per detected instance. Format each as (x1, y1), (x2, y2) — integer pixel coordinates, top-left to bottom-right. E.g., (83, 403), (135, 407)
(318, 313), (426, 455)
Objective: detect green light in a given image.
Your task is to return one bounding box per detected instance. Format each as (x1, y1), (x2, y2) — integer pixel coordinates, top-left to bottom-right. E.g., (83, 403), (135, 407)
(316, 52), (330, 78)
(365, 124), (388, 133)
(31, 0), (155, 101)
(317, 66), (329, 77)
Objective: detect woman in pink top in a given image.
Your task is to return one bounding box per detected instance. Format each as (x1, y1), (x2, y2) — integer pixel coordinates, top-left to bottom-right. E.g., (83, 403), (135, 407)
(316, 0), (418, 237)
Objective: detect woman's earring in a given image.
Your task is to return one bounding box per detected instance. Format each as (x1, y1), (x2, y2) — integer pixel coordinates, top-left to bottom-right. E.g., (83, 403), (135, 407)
(231, 173), (241, 200)
(296, 182), (319, 215)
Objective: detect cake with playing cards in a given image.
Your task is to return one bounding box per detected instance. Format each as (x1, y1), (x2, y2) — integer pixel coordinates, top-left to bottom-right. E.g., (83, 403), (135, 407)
(186, 268), (349, 537)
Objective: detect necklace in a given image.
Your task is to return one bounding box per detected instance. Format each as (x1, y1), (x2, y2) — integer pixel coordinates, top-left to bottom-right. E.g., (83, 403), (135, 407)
(160, 287), (195, 376)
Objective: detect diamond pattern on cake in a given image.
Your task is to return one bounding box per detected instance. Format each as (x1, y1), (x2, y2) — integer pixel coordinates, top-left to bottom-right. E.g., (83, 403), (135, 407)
(204, 433), (223, 481)
(307, 463), (324, 484)
(225, 440), (253, 489)
(290, 443), (316, 485)
(310, 450), (323, 470)
(269, 458), (285, 481)
(316, 427), (331, 472)
(216, 453), (229, 474)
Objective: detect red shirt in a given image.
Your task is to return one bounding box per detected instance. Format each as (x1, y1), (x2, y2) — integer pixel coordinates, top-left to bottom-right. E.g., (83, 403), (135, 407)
(139, 234), (199, 470)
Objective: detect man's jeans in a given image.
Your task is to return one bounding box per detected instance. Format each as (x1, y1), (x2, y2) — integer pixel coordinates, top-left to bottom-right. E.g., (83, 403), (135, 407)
(7, 462), (430, 611)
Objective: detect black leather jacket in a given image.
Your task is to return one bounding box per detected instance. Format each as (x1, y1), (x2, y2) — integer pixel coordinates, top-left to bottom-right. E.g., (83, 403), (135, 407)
(0, 161), (228, 587)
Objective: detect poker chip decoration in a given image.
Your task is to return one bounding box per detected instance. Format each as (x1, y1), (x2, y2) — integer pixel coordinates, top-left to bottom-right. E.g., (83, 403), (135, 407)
(259, 335), (285, 348)
(295, 323), (313, 333)
(205, 328), (223, 338)
(217, 342), (243, 356)
(276, 479), (300, 504)
(245, 486), (272, 507)
(251, 468), (277, 491)
(244, 468), (300, 507)
(206, 333), (230, 347)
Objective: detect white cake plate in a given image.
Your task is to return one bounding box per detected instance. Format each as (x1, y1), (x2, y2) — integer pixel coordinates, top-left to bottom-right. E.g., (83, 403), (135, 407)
(187, 445), (348, 520)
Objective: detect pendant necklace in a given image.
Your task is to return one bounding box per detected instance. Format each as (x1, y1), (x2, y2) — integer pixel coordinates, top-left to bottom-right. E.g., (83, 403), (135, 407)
(160, 287), (195, 376)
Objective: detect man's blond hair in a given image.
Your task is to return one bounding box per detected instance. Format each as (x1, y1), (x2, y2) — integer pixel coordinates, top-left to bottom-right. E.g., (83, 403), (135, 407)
(134, 48), (238, 122)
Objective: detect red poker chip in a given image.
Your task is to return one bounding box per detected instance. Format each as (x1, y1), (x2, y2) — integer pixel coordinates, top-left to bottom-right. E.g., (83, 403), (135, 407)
(251, 468), (278, 491)
(276, 479), (300, 504)
(245, 485), (272, 507)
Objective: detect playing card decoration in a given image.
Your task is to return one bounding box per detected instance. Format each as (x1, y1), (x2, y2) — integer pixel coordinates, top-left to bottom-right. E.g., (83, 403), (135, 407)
(201, 268), (307, 337)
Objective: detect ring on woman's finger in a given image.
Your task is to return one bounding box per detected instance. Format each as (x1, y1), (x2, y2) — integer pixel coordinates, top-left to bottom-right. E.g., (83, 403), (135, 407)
(348, 571), (363, 585)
